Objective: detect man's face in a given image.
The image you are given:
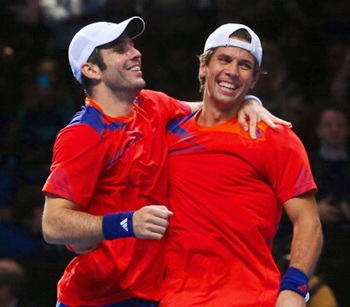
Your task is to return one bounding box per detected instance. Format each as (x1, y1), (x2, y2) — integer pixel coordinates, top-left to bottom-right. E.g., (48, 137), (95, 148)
(98, 36), (146, 92)
(199, 41), (257, 110)
(316, 110), (349, 147)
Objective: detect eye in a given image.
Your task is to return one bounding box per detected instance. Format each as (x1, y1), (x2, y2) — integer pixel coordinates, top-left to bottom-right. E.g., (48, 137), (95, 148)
(239, 61), (253, 70)
(113, 43), (128, 53)
(218, 55), (231, 64)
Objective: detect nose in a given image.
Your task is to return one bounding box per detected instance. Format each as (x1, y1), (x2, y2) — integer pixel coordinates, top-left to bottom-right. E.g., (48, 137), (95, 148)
(225, 62), (239, 77)
(128, 45), (142, 59)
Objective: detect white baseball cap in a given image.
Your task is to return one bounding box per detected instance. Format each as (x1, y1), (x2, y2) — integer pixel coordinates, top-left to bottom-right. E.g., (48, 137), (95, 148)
(203, 23), (263, 66)
(68, 16), (145, 83)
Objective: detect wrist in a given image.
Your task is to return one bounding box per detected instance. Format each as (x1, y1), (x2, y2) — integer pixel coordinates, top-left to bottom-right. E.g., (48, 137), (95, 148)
(244, 95), (262, 106)
(279, 267), (310, 302)
(102, 211), (136, 240)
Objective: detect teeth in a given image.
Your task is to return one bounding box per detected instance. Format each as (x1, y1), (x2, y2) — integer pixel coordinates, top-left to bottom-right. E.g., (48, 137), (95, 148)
(130, 66), (141, 71)
(219, 82), (236, 90)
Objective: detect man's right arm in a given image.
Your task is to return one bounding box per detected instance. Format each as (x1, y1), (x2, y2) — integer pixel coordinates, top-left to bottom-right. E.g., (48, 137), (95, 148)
(42, 195), (173, 253)
(42, 195), (104, 245)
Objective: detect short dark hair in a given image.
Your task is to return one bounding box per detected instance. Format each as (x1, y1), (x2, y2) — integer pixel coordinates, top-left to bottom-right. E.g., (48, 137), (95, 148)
(81, 38), (121, 96)
(81, 48), (106, 96)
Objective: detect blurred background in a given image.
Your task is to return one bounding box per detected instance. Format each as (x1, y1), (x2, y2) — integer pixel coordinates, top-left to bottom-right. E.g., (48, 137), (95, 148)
(0, 0), (349, 306)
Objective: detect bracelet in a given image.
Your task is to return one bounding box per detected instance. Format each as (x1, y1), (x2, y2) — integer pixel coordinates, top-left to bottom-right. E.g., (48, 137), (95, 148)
(279, 267), (310, 302)
(102, 211), (136, 240)
(244, 95), (263, 105)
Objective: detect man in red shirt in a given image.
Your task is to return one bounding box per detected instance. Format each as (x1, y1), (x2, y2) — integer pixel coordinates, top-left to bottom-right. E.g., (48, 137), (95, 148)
(162, 23), (323, 307)
(41, 17), (290, 307)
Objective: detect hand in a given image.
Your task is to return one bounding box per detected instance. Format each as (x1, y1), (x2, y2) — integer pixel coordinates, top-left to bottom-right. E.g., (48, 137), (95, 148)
(276, 290), (306, 307)
(238, 99), (292, 139)
(318, 196), (341, 224)
(133, 205), (173, 239)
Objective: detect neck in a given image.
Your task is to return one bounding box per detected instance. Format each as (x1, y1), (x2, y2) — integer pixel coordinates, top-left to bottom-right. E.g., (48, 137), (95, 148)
(89, 86), (140, 117)
(196, 99), (242, 126)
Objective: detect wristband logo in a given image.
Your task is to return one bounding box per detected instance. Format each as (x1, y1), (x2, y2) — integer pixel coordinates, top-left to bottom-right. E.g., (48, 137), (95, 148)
(120, 218), (129, 232)
(298, 284), (308, 294)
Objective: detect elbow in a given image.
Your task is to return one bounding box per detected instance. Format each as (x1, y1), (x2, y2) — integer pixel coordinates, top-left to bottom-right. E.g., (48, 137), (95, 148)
(42, 219), (59, 244)
(42, 213), (65, 244)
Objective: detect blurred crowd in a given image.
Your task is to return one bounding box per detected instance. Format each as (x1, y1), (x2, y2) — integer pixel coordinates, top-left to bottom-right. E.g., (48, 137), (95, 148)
(0, 0), (350, 306)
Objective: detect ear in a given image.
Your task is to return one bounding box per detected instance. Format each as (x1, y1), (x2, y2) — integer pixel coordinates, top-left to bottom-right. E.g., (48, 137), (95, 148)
(80, 62), (101, 81)
(199, 60), (207, 78)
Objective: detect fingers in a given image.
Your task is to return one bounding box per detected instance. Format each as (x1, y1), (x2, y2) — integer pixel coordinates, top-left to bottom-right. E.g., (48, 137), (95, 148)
(132, 205), (173, 239)
(237, 112), (249, 132)
(248, 116), (258, 139)
(270, 116), (293, 129)
(237, 101), (293, 140)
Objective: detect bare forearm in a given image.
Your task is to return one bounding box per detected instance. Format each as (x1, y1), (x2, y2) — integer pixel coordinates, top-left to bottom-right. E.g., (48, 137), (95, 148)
(42, 196), (173, 248)
(284, 193), (323, 275)
(42, 197), (104, 245)
(289, 216), (323, 275)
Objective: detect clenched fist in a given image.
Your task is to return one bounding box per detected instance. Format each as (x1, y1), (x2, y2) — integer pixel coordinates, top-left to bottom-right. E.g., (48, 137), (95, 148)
(133, 205), (173, 239)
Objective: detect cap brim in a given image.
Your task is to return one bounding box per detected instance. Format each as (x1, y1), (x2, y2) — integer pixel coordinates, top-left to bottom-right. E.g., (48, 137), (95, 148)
(124, 16), (145, 40)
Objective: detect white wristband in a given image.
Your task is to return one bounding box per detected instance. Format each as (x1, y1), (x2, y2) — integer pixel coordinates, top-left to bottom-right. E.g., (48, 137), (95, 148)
(305, 292), (310, 302)
(244, 95), (263, 106)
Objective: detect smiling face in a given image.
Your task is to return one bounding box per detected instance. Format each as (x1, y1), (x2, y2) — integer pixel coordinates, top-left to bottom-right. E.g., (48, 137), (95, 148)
(199, 37), (258, 112)
(82, 34), (146, 97)
(98, 36), (146, 92)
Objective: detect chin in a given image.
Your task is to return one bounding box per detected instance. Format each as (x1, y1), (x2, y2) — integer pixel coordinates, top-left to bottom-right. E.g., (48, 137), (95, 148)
(137, 79), (146, 88)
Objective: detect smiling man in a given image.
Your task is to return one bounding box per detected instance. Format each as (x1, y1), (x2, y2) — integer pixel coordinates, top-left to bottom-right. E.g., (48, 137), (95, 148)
(162, 24), (323, 307)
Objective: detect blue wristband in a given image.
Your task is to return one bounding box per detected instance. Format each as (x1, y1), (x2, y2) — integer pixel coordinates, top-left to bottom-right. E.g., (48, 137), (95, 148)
(102, 211), (135, 240)
(279, 267), (309, 299)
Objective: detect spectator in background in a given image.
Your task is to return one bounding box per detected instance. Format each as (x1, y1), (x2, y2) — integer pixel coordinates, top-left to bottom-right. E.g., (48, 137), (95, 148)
(0, 258), (40, 307)
(308, 104), (350, 306)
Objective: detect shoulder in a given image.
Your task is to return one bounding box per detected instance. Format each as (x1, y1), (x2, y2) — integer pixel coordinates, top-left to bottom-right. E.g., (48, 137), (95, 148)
(254, 124), (308, 158)
(137, 90), (191, 119)
(137, 89), (172, 103)
(56, 106), (108, 149)
(137, 89), (188, 108)
(67, 105), (127, 137)
(258, 123), (301, 142)
(68, 105), (104, 134)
